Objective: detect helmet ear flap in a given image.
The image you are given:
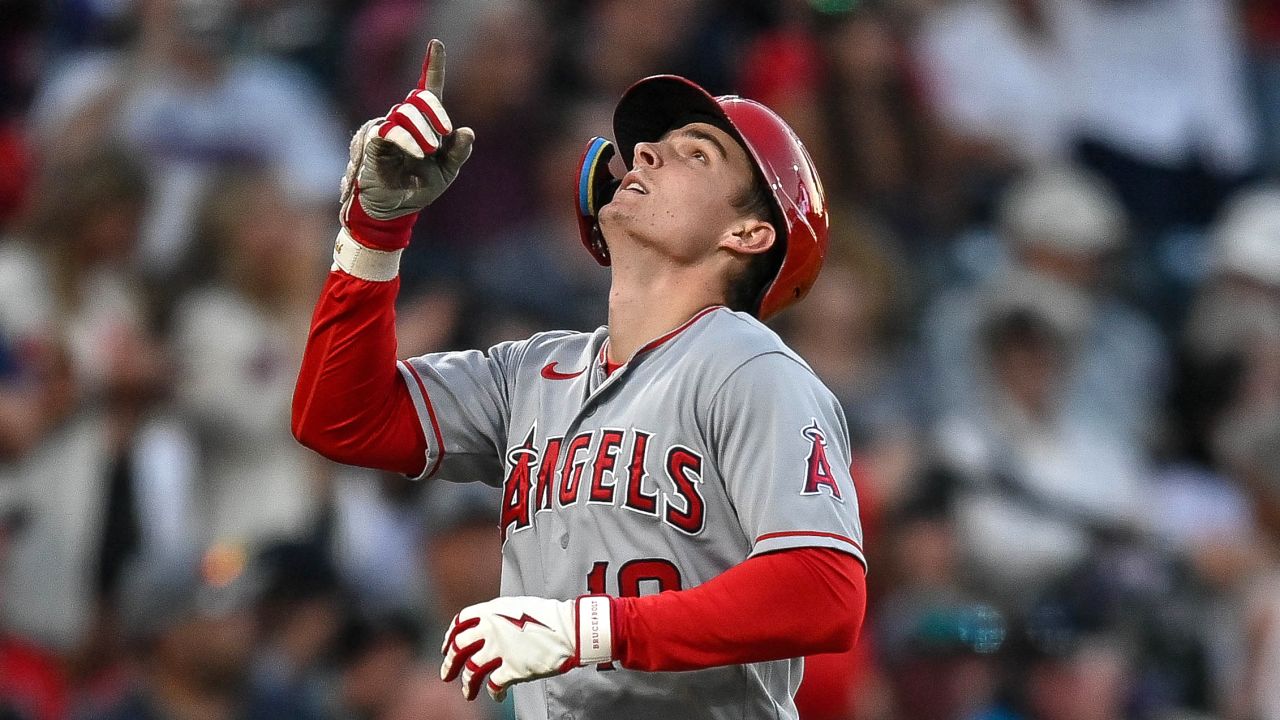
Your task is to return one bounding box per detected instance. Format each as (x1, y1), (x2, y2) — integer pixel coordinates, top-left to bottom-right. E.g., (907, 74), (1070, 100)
(576, 136), (619, 266)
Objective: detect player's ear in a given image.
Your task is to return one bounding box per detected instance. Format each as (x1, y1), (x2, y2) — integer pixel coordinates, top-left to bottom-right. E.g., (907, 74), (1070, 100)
(718, 218), (776, 257)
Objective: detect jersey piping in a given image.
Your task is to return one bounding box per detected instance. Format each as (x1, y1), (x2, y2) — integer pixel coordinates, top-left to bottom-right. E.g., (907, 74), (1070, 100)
(755, 531), (866, 570)
(398, 360), (446, 480)
(599, 304), (725, 367)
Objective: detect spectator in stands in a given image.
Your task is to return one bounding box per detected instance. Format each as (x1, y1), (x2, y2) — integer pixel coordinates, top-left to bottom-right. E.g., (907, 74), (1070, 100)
(0, 151), (196, 660)
(935, 302), (1147, 602)
(28, 0), (346, 277)
(1236, 422), (1280, 720)
(1179, 186), (1280, 479)
(339, 0), (430, 128)
(334, 612), (431, 720)
(1055, 0), (1257, 238)
(0, 260), (75, 463)
(1242, 0), (1280, 176)
(89, 546), (321, 720)
(330, 470), (432, 615)
(924, 166), (1168, 448)
(249, 542), (346, 720)
(1005, 634), (1134, 720)
(0, 488), (68, 720)
(1184, 186), (1280, 366)
(421, 482), (503, 631)
(914, 0), (1070, 169)
(567, 0), (718, 98)
(171, 171), (329, 548)
(869, 470), (993, 720)
(410, 482), (508, 720)
(820, 6), (946, 243)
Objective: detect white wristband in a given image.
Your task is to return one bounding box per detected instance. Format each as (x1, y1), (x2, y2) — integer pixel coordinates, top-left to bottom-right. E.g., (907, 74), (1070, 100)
(332, 228), (402, 281)
(576, 596), (613, 665)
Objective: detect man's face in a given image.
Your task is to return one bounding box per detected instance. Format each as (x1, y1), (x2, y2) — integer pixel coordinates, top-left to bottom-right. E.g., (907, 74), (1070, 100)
(599, 122), (760, 264)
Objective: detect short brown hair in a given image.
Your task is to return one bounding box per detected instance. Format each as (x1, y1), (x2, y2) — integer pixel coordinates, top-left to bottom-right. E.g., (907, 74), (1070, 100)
(724, 174), (784, 315)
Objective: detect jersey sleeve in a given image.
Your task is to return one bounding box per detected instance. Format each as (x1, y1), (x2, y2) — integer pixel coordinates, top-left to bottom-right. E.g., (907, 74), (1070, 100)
(399, 341), (524, 486)
(706, 352), (866, 568)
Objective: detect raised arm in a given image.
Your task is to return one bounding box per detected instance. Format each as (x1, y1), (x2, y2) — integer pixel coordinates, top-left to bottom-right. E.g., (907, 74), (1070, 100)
(291, 39), (474, 476)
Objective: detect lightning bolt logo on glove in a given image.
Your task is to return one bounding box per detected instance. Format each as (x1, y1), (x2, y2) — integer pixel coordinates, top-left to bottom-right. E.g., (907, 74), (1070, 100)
(497, 613), (551, 631)
(441, 595), (614, 702)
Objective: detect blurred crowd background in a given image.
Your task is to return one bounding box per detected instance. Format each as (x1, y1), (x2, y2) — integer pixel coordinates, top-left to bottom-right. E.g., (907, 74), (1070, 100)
(1, 0), (1279, 718)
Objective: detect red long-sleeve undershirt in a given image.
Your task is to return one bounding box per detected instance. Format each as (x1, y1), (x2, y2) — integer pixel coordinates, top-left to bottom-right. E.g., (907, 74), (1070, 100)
(613, 547), (865, 670)
(292, 271), (427, 476)
(291, 269), (867, 670)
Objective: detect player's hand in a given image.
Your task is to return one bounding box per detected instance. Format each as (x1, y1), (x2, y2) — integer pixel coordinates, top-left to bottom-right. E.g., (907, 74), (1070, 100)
(440, 595), (614, 702)
(339, 38), (475, 251)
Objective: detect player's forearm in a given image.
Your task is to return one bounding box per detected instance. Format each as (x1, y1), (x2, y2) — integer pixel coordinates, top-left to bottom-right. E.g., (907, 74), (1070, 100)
(292, 37), (473, 477)
(610, 547), (866, 672)
(291, 270), (426, 475)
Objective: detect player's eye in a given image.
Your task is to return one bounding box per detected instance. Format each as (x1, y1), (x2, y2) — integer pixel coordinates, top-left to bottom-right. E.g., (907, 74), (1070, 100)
(692, 149), (708, 164)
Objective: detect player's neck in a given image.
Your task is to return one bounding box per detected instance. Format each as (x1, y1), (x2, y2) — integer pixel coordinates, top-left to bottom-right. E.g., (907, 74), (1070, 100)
(606, 264), (726, 364)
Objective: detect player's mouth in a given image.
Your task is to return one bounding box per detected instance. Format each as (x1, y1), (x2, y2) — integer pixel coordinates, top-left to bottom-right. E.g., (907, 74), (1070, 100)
(620, 172), (648, 195)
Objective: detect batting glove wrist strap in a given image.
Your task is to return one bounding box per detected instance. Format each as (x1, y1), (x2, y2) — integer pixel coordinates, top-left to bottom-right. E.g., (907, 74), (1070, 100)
(441, 595), (615, 702)
(332, 228), (402, 281)
(340, 174), (420, 252)
(576, 595), (613, 664)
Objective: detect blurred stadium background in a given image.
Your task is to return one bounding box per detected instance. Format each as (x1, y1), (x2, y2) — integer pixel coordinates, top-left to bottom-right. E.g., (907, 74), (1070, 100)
(1, 0), (1279, 718)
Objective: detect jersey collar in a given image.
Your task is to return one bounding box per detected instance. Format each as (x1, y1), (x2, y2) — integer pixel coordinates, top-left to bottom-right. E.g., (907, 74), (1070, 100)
(598, 304), (725, 373)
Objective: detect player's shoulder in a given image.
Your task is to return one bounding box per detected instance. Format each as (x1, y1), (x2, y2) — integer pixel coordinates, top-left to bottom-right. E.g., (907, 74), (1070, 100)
(515, 327), (601, 356)
(691, 310), (848, 432)
(691, 308), (816, 379)
(491, 327), (606, 371)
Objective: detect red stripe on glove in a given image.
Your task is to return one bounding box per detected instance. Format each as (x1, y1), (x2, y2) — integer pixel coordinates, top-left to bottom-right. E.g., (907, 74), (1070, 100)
(464, 657), (501, 701)
(403, 92), (451, 136)
(382, 104), (440, 154)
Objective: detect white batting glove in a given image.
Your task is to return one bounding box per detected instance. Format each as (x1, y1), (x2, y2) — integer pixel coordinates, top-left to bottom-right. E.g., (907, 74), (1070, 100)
(440, 595), (614, 702)
(337, 38), (475, 259)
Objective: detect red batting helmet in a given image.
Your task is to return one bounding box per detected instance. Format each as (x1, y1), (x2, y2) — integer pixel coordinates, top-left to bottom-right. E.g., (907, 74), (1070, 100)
(576, 75), (829, 320)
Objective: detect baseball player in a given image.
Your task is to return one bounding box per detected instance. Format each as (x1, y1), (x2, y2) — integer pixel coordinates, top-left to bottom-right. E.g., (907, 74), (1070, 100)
(292, 40), (866, 719)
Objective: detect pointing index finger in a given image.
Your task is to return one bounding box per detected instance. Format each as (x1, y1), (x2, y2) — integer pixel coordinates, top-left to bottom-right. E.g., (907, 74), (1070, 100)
(418, 38), (446, 97)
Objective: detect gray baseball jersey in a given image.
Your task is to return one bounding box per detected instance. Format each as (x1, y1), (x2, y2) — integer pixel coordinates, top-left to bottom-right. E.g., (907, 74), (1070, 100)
(398, 305), (865, 720)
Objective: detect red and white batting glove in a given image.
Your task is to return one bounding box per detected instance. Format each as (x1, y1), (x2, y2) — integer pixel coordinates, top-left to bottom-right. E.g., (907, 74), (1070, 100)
(335, 38), (475, 280)
(440, 595), (614, 702)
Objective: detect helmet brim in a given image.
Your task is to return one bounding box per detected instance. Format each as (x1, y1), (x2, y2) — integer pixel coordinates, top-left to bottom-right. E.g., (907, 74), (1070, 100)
(614, 75), (740, 171)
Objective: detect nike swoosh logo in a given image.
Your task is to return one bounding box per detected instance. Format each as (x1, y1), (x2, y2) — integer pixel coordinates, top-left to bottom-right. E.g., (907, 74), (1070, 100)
(541, 361), (585, 380)
(497, 613), (550, 631)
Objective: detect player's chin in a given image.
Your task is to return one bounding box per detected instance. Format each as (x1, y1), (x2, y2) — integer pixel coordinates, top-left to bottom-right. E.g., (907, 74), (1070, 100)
(601, 194), (667, 236)
(598, 202), (627, 227)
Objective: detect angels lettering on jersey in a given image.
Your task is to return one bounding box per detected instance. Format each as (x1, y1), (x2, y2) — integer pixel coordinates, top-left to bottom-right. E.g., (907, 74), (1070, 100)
(500, 419), (842, 542)
(499, 423), (705, 541)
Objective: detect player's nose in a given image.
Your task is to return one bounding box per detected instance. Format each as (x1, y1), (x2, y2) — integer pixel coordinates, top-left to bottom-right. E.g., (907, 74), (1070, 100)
(632, 141), (663, 169)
